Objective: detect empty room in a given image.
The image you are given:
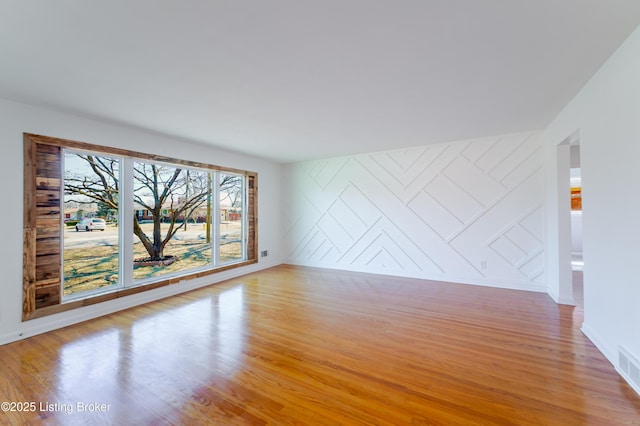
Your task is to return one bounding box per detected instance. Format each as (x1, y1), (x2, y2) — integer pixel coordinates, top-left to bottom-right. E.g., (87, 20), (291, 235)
(1, 1), (640, 424)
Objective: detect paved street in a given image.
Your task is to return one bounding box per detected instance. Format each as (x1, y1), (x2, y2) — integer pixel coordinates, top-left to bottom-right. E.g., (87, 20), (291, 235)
(64, 222), (239, 249)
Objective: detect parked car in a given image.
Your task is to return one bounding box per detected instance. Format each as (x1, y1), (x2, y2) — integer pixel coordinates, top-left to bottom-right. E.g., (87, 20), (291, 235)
(76, 218), (106, 232)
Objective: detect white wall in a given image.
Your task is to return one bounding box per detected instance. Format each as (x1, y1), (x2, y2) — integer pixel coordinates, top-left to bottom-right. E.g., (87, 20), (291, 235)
(284, 132), (545, 291)
(546, 25), (640, 385)
(0, 97), (283, 344)
(571, 211), (583, 256)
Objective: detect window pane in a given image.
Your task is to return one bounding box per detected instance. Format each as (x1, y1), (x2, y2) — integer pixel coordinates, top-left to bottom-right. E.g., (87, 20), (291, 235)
(63, 151), (120, 297)
(219, 173), (244, 263)
(133, 162), (212, 280)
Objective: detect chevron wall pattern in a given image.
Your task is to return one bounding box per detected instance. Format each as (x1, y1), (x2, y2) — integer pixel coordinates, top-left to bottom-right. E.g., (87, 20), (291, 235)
(283, 132), (545, 291)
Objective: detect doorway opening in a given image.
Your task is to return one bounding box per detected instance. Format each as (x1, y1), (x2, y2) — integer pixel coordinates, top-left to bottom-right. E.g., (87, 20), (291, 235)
(555, 131), (581, 306)
(569, 144), (583, 307)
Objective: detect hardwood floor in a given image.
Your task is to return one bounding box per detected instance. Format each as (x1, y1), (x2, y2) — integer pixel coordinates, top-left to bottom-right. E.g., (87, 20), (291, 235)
(1, 265), (638, 425)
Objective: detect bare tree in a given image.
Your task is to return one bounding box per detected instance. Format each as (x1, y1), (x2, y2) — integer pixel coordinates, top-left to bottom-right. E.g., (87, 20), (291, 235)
(64, 154), (119, 215)
(132, 162), (210, 261)
(64, 154), (222, 262)
(220, 174), (243, 211)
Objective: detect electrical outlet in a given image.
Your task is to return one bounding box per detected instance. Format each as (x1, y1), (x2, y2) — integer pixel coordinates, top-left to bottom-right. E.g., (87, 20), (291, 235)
(261, 250), (269, 257)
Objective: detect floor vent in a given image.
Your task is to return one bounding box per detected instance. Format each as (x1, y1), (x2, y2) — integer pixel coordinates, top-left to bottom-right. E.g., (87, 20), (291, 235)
(618, 346), (640, 396)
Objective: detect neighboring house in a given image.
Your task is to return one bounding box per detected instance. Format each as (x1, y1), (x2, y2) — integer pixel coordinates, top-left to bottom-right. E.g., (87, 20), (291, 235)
(134, 203), (210, 223)
(220, 207), (241, 222)
(63, 206), (98, 221)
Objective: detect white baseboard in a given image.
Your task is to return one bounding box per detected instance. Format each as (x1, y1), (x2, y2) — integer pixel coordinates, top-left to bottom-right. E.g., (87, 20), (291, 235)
(581, 323), (616, 364)
(582, 324), (640, 397)
(284, 260), (547, 293)
(546, 290), (576, 306)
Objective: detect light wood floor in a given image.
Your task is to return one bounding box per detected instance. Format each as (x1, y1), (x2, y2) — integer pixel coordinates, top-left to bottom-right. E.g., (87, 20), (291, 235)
(1, 265), (638, 425)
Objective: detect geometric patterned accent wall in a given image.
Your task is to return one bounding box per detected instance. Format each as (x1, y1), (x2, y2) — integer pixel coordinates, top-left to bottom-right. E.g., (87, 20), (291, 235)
(283, 132), (545, 291)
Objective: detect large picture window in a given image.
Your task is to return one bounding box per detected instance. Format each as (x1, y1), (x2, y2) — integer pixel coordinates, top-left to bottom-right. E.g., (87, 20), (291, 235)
(23, 133), (257, 320)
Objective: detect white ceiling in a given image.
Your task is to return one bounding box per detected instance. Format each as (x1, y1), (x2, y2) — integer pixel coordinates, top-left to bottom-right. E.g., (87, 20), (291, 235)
(1, 1), (640, 163)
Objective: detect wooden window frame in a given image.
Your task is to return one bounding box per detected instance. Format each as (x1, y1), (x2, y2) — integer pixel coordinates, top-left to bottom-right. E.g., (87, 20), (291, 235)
(23, 133), (258, 321)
